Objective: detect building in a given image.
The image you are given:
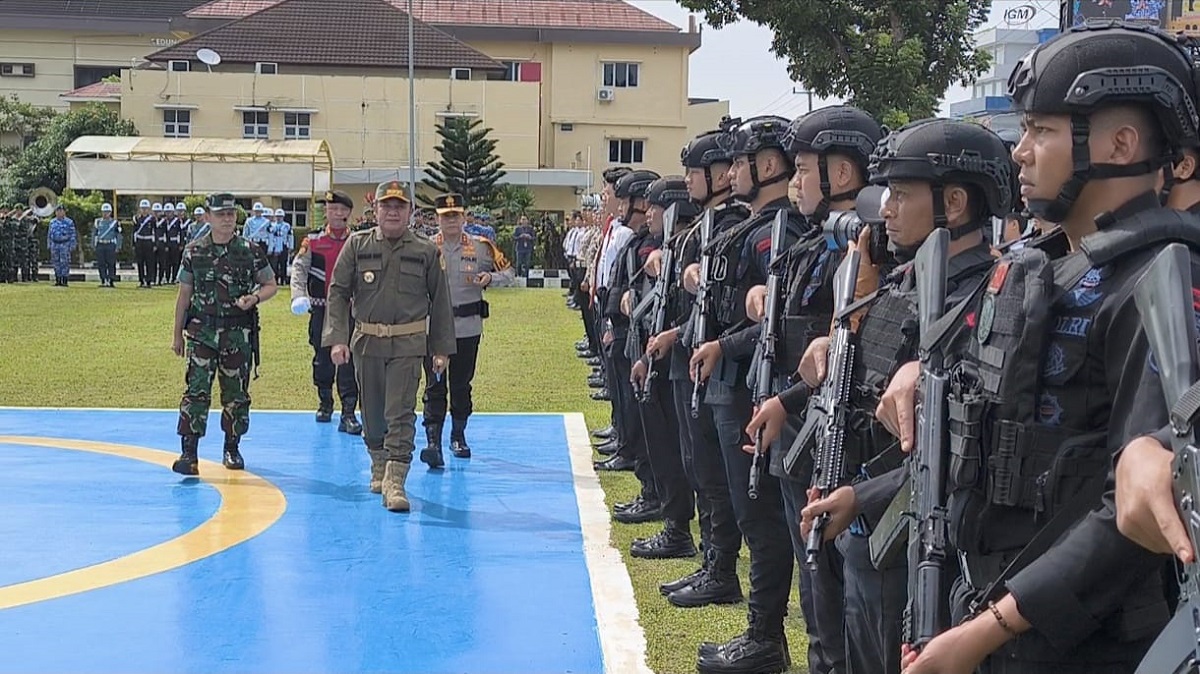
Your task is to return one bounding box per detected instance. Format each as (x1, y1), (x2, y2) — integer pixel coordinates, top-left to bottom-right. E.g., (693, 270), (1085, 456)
(1, 0), (719, 220)
(947, 27), (1058, 136)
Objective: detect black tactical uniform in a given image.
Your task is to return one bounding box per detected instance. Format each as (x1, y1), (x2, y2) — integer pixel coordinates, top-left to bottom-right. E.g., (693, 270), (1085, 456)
(133, 210), (157, 287)
(154, 212), (170, 284)
(167, 213), (185, 284)
(696, 116), (805, 674)
(603, 169), (662, 516)
(660, 128), (748, 608)
(936, 23), (1200, 673)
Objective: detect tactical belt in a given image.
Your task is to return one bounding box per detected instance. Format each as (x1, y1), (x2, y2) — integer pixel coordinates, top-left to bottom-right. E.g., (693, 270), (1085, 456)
(356, 319), (426, 337)
(190, 313), (254, 329)
(453, 300), (488, 318)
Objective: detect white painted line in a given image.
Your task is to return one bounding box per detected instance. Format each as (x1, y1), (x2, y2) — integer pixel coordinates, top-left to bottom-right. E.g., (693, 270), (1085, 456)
(562, 412), (652, 674)
(0, 407), (575, 416)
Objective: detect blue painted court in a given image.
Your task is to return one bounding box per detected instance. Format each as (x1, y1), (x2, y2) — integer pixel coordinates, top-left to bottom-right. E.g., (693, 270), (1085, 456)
(0, 408), (640, 674)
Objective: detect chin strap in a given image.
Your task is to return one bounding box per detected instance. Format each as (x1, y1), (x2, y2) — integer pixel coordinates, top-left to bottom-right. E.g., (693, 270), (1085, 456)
(810, 154), (865, 224)
(737, 152), (792, 202)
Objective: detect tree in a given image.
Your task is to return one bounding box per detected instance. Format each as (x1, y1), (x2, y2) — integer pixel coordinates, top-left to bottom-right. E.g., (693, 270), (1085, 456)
(492, 183), (536, 225)
(419, 117), (506, 209)
(678, 0), (993, 127)
(1, 102), (138, 204)
(0, 95), (57, 169)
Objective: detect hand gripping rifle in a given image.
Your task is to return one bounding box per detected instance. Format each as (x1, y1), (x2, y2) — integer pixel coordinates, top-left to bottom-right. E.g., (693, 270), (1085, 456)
(902, 227), (951, 652)
(749, 209), (788, 500)
(690, 209), (716, 418)
(803, 246), (861, 568)
(1132, 242), (1200, 674)
(642, 203), (679, 402)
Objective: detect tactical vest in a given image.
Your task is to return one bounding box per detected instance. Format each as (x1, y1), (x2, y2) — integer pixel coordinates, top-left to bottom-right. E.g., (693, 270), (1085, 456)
(947, 209), (1200, 559)
(777, 238), (840, 378)
(306, 231), (350, 301)
(187, 236), (258, 317)
(708, 212), (771, 332)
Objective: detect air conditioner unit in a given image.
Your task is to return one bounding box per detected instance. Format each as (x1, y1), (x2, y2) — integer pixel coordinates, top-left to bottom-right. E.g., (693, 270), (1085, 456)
(597, 87), (615, 102)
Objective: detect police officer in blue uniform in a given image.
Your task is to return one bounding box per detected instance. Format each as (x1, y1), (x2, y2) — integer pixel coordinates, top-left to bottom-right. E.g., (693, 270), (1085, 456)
(91, 202), (121, 288)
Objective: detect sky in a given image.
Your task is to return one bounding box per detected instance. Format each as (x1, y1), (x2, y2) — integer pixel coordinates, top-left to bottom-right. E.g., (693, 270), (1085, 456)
(626, 0), (1062, 119)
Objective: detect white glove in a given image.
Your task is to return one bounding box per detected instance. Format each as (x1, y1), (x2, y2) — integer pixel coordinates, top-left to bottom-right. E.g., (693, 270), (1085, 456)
(291, 296), (311, 315)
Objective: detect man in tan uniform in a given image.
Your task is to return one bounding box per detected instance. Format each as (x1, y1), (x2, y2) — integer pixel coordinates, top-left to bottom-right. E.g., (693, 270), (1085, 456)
(323, 181), (456, 512)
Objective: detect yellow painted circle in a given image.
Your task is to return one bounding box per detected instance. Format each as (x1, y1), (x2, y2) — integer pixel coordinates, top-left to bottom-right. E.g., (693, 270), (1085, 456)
(0, 435), (288, 610)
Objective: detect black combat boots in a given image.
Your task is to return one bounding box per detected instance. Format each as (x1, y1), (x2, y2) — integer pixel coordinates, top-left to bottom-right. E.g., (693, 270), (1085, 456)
(661, 547), (713, 596)
(338, 396), (362, 435)
(668, 549), (744, 608)
(315, 388), (334, 422)
(420, 423), (445, 468)
(172, 434), (200, 476)
(696, 611), (789, 674)
(631, 518), (697, 559)
(223, 435), (245, 470)
(450, 418), (471, 458)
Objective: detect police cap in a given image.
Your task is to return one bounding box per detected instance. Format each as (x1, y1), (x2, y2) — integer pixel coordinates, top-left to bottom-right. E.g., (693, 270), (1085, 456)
(373, 181), (410, 204)
(435, 193), (466, 214)
(206, 193), (238, 212)
(316, 190), (354, 209)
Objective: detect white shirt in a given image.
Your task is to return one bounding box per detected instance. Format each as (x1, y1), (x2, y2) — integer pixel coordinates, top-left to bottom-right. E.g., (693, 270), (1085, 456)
(597, 219), (633, 289)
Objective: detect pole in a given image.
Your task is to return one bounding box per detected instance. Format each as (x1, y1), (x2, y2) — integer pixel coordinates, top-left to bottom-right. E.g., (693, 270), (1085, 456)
(407, 0), (417, 206)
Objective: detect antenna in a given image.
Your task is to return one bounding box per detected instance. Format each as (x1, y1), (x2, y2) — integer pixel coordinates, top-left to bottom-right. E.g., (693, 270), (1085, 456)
(196, 48), (222, 72)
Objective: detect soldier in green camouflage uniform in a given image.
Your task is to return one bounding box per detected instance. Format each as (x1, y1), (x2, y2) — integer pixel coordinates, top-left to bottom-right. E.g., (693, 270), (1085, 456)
(19, 210), (38, 282)
(0, 209), (13, 283)
(171, 194), (278, 476)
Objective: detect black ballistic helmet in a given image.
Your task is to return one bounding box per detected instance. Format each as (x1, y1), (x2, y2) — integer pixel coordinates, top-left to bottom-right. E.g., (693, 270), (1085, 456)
(869, 118), (1014, 253)
(603, 166), (633, 186)
(613, 169), (661, 222)
(646, 176), (702, 222)
(1007, 20), (1200, 221)
(717, 115), (795, 200)
(681, 123), (735, 202)
(785, 105), (884, 221)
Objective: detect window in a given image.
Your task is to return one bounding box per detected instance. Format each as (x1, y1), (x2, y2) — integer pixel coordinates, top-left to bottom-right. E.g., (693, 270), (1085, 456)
(282, 198), (308, 229)
(608, 139), (644, 164)
(560, 123), (574, 132)
(451, 67), (471, 80)
(74, 65), (119, 88)
(169, 60), (190, 72)
(0, 63), (35, 77)
(602, 62), (638, 88)
(256, 62), (278, 75)
(242, 110), (269, 139)
(284, 112), (311, 139)
(163, 109), (191, 138)
(501, 61), (521, 81)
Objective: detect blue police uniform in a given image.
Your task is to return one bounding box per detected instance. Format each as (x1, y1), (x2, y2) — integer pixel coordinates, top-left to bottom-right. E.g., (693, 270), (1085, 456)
(47, 212), (77, 286)
(91, 208), (121, 287)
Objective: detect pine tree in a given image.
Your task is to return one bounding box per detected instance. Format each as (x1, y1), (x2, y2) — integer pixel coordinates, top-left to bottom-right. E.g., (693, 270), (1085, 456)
(419, 117), (506, 209)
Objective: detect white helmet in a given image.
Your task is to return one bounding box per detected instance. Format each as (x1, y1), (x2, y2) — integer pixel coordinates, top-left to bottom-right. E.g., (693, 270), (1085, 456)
(193, 206), (205, 215)
(101, 203), (113, 212)
(274, 208), (285, 217)
(139, 199), (151, 209)
(175, 202), (186, 211)
(252, 202), (264, 211)
(151, 202), (162, 211)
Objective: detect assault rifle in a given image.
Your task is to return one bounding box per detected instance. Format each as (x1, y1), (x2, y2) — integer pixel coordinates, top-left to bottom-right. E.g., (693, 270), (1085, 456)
(642, 203), (679, 402)
(902, 227), (951, 651)
(690, 209), (716, 418)
(1132, 242), (1200, 674)
(749, 209), (788, 500)
(802, 247), (861, 568)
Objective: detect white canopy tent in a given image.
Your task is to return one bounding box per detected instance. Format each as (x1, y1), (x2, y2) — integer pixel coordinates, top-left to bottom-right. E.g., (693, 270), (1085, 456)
(64, 136), (334, 198)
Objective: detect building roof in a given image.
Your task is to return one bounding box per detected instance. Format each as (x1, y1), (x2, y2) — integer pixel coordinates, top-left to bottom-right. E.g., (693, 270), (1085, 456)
(146, 0), (503, 70)
(60, 81), (122, 101)
(187, 0), (682, 32)
(0, 0), (209, 18)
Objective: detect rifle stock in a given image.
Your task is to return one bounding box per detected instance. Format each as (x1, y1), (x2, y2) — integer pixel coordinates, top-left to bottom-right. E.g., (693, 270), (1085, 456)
(903, 227), (951, 651)
(749, 209), (788, 500)
(643, 204), (679, 402)
(1132, 243), (1200, 674)
(804, 247), (861, 568)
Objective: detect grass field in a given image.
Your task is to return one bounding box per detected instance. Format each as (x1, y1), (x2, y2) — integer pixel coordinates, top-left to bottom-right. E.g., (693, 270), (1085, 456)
(0, 280), (809, 674)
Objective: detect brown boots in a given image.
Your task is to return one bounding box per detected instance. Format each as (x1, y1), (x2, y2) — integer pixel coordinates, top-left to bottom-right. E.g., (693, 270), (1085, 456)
(381, 460), (410, 512)
(368, 448), (385, 494)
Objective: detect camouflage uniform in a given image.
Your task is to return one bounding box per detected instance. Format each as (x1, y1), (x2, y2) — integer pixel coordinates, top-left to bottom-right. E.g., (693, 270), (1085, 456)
(21, 212), (39, 282)
(0, 211), (13, 283)
(174, 193), (274, 475)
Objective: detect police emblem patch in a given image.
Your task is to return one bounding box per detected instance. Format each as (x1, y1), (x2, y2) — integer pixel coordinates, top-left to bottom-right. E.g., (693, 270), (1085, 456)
(363, 270), (376, 283)
(977, 293), (996, 344)
(1037, 393), (1063, 426)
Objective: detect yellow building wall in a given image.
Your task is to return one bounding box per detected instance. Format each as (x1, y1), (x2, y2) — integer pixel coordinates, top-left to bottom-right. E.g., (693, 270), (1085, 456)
(120, 69), (541, 170)
(0, 29), (189, 109)
(551, 122), (688, 181)
(686, 100), (730, 138)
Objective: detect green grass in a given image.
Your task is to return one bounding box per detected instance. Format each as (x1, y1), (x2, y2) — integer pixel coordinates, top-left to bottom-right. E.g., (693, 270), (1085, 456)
(0, 281), (808, 674)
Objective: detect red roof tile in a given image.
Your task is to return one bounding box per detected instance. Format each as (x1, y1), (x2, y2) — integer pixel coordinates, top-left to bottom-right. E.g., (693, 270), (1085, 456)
(149, 0), (503, 70)
(61, 81), (122, 99)
(188, 0), (681, 32)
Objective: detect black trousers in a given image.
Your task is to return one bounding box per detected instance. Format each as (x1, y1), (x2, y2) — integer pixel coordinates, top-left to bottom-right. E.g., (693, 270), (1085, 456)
(839, 532), (906, 674)
(638, 360), (693, 521)
(155, 244), (170, 283)
(168, 244), (182, 283)
(711, 388), (794, 634)
(608, 333), (655, 497)
(781, 476), (846, 674)
(135, 239), (156, 285)
(422, 334), (481, 432)
(673, 376), (741, 555)
(308, 306), (358, 408)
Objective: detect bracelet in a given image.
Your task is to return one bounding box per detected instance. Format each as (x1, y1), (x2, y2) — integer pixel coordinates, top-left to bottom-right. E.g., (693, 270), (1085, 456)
(988, 601), (1019, 638)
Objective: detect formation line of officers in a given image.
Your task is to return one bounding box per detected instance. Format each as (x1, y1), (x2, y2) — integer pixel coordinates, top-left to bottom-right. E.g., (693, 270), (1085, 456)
(568, 20), (1200, 674)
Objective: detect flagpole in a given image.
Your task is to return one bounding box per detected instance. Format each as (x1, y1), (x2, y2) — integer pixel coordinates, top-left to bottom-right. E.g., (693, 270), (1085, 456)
(407, 0), (417, 205)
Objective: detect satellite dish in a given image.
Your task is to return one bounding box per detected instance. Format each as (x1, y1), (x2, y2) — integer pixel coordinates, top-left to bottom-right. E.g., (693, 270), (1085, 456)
(196, 48), (222, 68)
